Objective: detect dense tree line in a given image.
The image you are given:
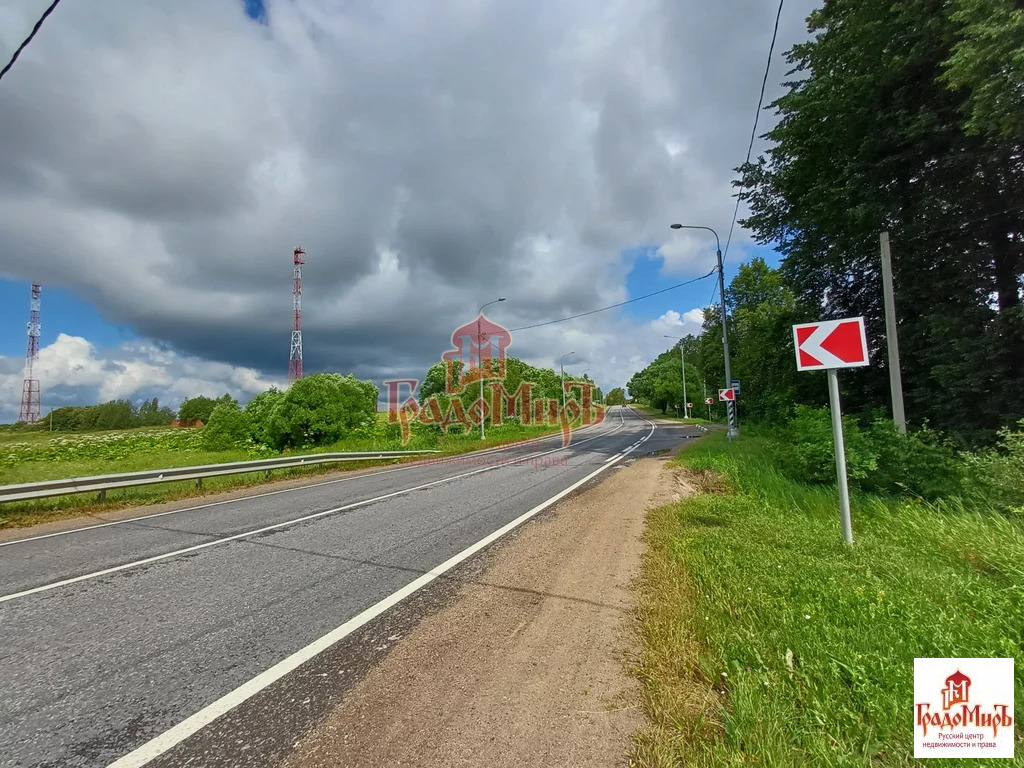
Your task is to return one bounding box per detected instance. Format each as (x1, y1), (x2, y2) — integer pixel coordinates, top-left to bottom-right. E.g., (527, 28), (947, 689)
(731, 0), (1022, 443)
(177, 394), (237, 424)
(418, 356), (601, 414)
(629, 258), (820, 424)
(604, 388), (626, 406)
(633, 0), (1022, 444)
(45, 398), (177, 431)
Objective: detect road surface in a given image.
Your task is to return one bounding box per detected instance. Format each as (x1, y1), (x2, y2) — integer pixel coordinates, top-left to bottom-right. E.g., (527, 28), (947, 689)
(0, 407), (695, 767)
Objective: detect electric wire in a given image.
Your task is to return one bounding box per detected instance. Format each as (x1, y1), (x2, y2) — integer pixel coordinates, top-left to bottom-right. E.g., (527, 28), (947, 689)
(508, 269), (716, 332)
(722, 0), (785, 263)
(0, 0), (63, 83)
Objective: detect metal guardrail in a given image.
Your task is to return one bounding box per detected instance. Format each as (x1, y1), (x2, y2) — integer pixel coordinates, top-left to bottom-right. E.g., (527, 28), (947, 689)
(0, 450), (441, 504)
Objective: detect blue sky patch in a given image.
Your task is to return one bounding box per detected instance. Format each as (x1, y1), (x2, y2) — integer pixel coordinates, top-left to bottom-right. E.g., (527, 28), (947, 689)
(0, 278), (135, 358)
(242, 0), (268, 24)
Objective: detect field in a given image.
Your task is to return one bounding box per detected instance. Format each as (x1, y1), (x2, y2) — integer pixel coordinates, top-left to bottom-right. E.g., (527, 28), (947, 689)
(632, 432), (1024, 766)
(0, 414), (579, 529)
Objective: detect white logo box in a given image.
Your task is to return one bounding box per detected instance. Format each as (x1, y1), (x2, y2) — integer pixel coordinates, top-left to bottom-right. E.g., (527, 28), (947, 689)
(914, 657), (1014, 759)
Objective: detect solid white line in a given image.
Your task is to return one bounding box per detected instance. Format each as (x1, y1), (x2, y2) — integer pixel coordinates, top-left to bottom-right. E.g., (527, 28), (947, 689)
(0, 413), (620, 549)
(0, 416), (629, 605)
(105, 416), (653, 768)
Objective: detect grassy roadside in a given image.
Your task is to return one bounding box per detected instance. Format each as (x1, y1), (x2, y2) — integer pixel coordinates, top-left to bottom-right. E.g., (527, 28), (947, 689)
(632, 432), (1023, 766)
(0, 420), (579, 529)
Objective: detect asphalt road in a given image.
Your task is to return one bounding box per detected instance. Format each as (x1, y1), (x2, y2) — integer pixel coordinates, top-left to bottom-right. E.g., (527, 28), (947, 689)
(0, 407), (696, 767)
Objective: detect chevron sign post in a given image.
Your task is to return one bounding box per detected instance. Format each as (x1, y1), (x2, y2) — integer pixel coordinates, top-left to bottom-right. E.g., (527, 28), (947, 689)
(792, 317), (870, 546)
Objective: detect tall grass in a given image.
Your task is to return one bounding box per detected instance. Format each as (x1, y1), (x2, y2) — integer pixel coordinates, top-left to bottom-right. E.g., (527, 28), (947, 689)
(633, 433), (1024, 766)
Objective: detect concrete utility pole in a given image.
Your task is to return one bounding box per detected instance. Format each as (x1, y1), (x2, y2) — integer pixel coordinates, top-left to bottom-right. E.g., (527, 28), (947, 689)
(879, 232), (907, 434)
(670, 224), (737, 438)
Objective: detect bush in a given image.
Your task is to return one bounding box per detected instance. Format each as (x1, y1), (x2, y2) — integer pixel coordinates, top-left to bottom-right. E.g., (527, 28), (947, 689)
(861, 419), (962, 500)
(244, 388), (285, 447)
(179, 394), (236, 424)
(962, 420), (1024, 515)
(266, 373), (377, 450)
(780, 408), (968, 501)
(779, 405), (877, 484)
(201, 402), (251, 451)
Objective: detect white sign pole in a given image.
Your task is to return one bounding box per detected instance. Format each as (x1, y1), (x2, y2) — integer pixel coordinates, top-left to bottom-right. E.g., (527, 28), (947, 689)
(826, 368), (854, 546)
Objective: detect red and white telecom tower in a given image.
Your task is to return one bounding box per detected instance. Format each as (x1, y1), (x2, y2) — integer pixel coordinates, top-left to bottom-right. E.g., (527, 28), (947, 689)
(288, 248), (305, 385)
(18, 283), (42, 424)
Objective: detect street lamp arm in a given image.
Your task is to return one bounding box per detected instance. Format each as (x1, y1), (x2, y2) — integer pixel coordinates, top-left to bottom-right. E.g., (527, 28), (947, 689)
(669, 224), (721, 254)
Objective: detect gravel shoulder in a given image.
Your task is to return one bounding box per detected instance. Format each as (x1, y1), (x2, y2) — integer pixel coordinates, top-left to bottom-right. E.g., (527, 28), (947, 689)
(284, 448), (685, 768)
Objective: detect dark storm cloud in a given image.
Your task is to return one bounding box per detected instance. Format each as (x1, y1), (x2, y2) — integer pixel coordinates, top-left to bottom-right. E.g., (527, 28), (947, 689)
(0, 0), (819, 412)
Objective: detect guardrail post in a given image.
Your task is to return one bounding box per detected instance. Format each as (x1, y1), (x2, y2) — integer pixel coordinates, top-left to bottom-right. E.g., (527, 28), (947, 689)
(196, 478), (203, 490)
(98, 490), (106, 502)
(265, 470), (271, 479)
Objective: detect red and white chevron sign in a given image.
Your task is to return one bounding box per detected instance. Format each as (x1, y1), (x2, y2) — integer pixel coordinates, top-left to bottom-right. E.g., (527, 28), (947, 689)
(792, 317), (870, 371)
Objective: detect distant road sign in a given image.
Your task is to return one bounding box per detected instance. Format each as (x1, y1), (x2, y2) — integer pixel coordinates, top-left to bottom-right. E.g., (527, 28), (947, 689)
(705, 397), (713, 405)
(718, 388), (735, 402)
(686, 402), (694, 409)
(731, 379), (741, 394)
(792, 317), (870, 371)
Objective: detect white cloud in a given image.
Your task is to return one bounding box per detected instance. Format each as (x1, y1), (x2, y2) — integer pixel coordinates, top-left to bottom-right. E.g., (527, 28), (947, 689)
(0, 0), (815, 402)
(650, 308), (705, 338)
(1, 334), (283, 421)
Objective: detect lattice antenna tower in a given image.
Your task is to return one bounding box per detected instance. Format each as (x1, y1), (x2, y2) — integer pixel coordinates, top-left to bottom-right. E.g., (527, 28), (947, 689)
(18, 283), (42, 423)
(288, 248), (305, 384)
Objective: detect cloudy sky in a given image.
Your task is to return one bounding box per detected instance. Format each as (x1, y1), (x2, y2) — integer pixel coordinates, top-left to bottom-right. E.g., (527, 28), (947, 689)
(0, 0), (818, 420)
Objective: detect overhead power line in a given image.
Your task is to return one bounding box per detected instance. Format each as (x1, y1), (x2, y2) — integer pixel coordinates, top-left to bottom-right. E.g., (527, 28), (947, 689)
(722, 0), (785, 263)
(509, 269), (716, 332)
(0, 0), (63, 84)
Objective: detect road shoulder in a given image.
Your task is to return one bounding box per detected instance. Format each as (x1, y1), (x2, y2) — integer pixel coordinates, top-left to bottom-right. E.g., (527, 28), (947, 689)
(283, 447), (686, 768)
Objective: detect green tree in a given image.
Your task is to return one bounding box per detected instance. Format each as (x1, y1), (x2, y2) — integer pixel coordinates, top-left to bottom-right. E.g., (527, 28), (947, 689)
(244, 388), (285, 446)
(93, 400), (135, 430)
(202, 401), (251, 451)
(605, 388), (626, 406)
(942, 0), (1024, 141)
(267, 373), (376, 449)
(178, 396), (221, 424)
(727, 258), (819, 423)
(737, 0), (1024, 443)
(136, 397), (175, 427)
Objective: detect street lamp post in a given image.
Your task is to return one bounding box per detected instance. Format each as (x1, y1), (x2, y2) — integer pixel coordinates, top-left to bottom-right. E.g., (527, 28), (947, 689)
(559, 352), (575, 412)
(478, 297), (506, 440)
(664, 334), (688, 418)
(670, 223), (737, 438)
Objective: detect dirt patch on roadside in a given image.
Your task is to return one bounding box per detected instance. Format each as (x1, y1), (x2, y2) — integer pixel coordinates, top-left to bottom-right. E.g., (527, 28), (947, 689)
(284, 452), (687, 768)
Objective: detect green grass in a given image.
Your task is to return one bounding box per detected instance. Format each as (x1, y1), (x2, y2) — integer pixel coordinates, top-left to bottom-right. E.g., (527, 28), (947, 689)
(632, 433), (1024, 767)
(0, 419), (581, 529)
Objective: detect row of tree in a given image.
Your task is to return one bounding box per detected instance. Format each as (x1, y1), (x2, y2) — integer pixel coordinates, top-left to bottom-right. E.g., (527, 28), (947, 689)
(631, 0), (1023, 445)
(38, 394), (236, 432)
(629, 258), (823, 425)
(417, 357), (602, 411)
(46, 398), (177, 431)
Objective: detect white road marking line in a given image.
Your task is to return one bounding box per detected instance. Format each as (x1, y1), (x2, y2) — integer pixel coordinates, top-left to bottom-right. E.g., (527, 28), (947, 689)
(105, 414), (654, 768)
(0, 417), (630, 605)
(0, 415), (619, 548)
